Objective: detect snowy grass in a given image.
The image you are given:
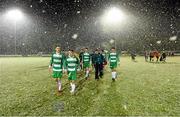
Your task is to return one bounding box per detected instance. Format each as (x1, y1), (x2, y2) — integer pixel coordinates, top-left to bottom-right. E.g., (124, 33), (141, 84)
(0, 56), (180, 116)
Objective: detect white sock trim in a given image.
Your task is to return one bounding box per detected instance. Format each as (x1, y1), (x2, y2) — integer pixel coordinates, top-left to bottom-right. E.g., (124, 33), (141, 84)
(86, 70), (89, 77)
(112, 72), (116, 78)
(58, 80), (61, 91)
(72, 84), (76, 92)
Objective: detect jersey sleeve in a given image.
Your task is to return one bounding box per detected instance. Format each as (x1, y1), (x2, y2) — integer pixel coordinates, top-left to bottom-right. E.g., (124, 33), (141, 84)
(108, 53), (110, 61)
(64, 58), (68, 70)
(79, 53), (83, 62)
(49, 53), (53, 67)
(76, 57), (80, 68)
(62, 54), (66, 69)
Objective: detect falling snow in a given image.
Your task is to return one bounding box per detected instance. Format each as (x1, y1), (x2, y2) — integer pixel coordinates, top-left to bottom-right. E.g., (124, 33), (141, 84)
(169, 36), (177, 41)
(77, 11), (80, 14)
(0, 0), (179, 54)
(64, 24), (67, 28)
(72, 34), (78, 39)
(42, 10), (46, 13)
(156, 40), (161, 44)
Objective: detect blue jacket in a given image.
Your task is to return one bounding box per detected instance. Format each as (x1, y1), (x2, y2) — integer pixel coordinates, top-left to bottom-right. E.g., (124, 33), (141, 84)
(93, 53), (105, 64)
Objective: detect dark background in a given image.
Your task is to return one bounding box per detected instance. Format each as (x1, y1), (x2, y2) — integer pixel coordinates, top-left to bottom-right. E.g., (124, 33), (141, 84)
(0, 0), (179, 54)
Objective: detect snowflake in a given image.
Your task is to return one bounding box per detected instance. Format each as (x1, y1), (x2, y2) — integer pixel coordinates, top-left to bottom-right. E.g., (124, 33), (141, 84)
(156, 40), (161, 44)
(64, 24), (67, 28)
(42, 10), (46, 13)
(72, 34), (78, 39)
(169, 36), (177, 41)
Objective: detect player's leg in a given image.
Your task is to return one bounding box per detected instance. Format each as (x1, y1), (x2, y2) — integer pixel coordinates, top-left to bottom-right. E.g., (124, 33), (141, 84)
(111, 63), (117, 81)
(164, 57), (166, 62)
(85, 64), (90, 79)
(69, 80), (73, 93)
(83, 63), (88, 78)
(111, 69), (116, 81)
(57, 78), (62, 92)
(71, 80), (76, 93)
(57, 72), (63, 92)
(80, 60), (83, 70)
(99, 63), (103, 78)
(53, 71), (63, 95)
(110, 63), (115, 80)
(156, 56), (158, 62)
(68, 71), (76, 93)
(68, 71), (73, 93)
(114, 63), (118, 79)
(95, 64), (99, 80)
(146, 56), (148, 62)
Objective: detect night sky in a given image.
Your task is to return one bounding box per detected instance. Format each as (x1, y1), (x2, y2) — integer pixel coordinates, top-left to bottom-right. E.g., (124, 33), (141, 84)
(0, 0), (180, 53)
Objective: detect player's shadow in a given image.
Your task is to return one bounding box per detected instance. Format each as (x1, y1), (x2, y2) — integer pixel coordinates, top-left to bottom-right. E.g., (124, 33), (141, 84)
(60, 74), (87, 94)
(75, 77), (88, 93)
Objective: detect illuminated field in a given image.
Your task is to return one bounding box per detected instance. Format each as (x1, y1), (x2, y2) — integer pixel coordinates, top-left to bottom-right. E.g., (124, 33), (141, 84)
(0, 57), (180, 116)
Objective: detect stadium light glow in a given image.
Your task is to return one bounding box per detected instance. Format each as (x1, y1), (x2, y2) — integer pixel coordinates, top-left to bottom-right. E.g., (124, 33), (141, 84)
(6, 9), (24, 22)
(102, 7), (126, 25)
(100, 7), (127, 49)
(5, 9), (25, 55)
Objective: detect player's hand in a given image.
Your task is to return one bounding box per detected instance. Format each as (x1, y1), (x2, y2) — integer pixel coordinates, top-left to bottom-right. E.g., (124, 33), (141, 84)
(48, 66), (52, 72)
(80, 62), (82, 65)
(63, 69), (67, 74)
(77, 68), (80, 72)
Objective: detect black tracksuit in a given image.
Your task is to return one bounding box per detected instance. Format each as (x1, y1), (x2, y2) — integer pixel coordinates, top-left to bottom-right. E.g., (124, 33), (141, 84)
(93, 53), (105, 79)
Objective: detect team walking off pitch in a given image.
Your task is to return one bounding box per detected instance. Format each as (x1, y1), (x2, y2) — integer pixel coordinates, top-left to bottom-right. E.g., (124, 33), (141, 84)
(49, 47), (65, 95)
(49, 46), (120, 95)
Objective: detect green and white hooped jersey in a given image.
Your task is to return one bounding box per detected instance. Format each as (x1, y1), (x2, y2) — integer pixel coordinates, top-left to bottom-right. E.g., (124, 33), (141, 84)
(50, 53), (65, 72)
(65, 56), (79, 72)
(83, 52), (90, 63)
(109, 52), (119, 63)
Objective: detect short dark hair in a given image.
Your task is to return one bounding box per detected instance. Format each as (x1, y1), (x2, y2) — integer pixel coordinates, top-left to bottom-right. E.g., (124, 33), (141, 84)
(111, 47), (115, 49)
(69, 49), (74, 52)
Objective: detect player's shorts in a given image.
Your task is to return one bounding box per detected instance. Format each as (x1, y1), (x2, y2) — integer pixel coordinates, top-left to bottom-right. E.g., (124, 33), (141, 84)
(68, 71), (77, 80)
(52, 71), (62, 78)
(83, 62), (90, 68)
(110, 62), (117, 69)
